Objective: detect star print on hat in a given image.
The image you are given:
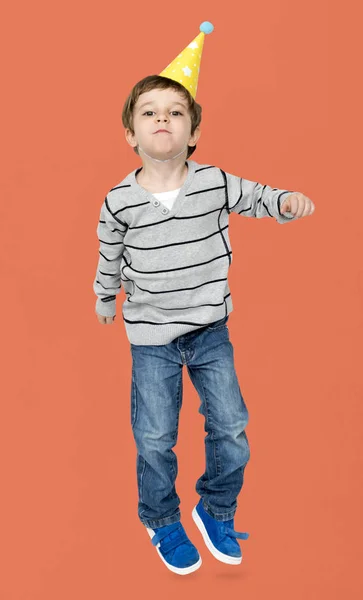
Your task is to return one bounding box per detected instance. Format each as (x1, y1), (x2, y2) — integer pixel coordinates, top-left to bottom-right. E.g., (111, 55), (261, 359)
(159, 21), (214, 99)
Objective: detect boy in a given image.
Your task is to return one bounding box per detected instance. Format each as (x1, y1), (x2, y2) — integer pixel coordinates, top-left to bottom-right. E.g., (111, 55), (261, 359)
(93, 25), (315, 576)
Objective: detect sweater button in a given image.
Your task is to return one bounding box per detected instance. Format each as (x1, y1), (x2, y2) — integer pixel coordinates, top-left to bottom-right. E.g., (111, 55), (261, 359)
(161, 208), (169, 214)
(152, 200), (160, 206)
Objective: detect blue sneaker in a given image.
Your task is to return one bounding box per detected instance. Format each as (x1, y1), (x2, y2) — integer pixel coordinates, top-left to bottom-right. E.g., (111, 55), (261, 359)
(192, 499), (249, 565)
(146, 521), (202, 575)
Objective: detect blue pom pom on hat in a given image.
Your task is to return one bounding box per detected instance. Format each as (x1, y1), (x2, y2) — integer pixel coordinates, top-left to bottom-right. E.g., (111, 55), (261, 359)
(200, 21), (214, 34)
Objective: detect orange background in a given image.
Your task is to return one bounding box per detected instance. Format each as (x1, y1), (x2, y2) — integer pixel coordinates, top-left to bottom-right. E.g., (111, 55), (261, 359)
(1, 0), (362, 598)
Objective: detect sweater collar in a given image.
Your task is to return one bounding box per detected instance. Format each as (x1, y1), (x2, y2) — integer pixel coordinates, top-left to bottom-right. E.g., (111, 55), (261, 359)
(129, 159), (197, 194)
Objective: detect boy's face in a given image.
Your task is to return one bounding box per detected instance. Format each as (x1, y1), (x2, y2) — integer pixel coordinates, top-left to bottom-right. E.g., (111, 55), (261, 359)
(125, 88), (201, 160)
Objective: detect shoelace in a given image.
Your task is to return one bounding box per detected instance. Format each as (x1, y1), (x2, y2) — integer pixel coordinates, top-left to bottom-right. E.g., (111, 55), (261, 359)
(151, 523), (191, 554)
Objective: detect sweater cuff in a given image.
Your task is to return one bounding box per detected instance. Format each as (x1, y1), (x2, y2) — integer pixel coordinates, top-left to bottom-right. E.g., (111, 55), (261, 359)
(276, 195), (298, 224)
(95, 298), (116, 317)
(275, 211), (296, 224)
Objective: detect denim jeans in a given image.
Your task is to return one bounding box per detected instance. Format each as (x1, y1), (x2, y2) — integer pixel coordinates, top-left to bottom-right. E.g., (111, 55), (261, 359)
(130, 314), (251, 529)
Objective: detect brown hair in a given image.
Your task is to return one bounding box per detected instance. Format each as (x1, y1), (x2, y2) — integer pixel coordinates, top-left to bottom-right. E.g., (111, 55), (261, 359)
(121, 74), (202, 159)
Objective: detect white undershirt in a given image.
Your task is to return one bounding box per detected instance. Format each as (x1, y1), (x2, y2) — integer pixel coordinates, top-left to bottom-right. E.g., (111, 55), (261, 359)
(152, 188), (181, 210)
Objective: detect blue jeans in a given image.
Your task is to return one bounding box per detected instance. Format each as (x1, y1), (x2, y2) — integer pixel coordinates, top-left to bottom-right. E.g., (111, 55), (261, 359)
(130, 314), (251, 529)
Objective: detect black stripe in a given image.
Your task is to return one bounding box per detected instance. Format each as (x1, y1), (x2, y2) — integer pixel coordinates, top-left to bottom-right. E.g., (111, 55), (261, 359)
(114, 200), (149, 216)
(185, 184), (226, 197)
(101, 295), (116, 303)
(122, 251), (232, 275)
(195, 165), (216, 173)
(123, 293), (231, 312)
(229, 175), (251, 213)
(123, 301), (231, 326)
(99, 270), (119, 276)
(122, 276), (228, 295)
(99, 251), (122, 262)
(277, 191), (294, 217)
(99, 219), (128, 233)
(127, 205), (227, 230)
(262, 202), (273, 218)
(109, 184), (132, 192)
(95, 280), (121, 290)
(219, 169), (232, 267)
(105, 196), (128, 226)
(123, 225), (229, 251)
(98, 239), (124, 245)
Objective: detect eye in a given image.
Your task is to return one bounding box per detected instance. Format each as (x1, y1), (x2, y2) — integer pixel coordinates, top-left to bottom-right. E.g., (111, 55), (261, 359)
(142, 111), (183, 116)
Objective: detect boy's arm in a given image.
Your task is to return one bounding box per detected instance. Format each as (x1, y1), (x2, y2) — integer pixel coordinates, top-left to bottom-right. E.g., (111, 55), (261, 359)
(223, 171), (299, 224)
(93, 195), (127, 317)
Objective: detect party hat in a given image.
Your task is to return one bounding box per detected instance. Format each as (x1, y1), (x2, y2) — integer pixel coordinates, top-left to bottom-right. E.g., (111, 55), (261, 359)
(159, 21), (214, 99)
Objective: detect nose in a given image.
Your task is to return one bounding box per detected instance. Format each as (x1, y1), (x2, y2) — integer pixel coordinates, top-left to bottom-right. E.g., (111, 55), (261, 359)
(156, 113), (169, 122)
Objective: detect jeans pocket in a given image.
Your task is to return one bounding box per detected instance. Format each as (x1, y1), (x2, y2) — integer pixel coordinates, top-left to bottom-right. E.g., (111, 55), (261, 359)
(206, 314), (229, 331)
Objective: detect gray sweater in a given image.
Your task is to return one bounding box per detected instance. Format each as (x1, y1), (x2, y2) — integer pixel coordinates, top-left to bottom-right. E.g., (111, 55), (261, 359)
(93, 159), (297, 345)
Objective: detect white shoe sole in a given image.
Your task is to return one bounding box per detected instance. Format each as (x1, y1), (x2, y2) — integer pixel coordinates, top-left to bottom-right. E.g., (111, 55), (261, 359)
(146, 527), (202, 575)
(192, 506), (242, 565)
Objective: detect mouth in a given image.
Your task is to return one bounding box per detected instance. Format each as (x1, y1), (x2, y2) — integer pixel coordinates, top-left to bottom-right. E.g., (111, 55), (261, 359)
(154, 130), (171, 134)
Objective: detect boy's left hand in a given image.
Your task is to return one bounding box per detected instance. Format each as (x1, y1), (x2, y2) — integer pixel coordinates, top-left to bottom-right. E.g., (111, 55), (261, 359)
(281, 193), (315, 219)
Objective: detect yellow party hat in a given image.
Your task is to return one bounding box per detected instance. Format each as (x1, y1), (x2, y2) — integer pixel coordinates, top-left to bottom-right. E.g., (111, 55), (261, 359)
(159, 21), (214, 99)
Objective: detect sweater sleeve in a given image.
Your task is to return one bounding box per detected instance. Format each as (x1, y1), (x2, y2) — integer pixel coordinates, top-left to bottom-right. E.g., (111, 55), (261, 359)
(224, 171), (298, 224)
(93, 195), (127, 317)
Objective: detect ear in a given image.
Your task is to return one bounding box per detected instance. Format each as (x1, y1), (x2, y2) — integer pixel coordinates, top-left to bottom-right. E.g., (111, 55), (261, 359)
(125, 128), (137, 149)
(188, 125), (201, 148)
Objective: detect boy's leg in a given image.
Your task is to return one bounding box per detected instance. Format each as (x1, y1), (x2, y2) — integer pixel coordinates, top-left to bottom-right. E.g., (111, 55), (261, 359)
(130, 342), (183, 529)
(185, 317), (251, 520)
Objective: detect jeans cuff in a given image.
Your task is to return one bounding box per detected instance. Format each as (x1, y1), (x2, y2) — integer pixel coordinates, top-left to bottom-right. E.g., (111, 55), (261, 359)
(202, 500), (236, 521)
(141, 510), (181, 529)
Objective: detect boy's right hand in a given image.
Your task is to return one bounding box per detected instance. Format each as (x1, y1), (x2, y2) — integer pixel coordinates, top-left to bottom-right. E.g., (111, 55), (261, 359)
(96, 312), (115, 325)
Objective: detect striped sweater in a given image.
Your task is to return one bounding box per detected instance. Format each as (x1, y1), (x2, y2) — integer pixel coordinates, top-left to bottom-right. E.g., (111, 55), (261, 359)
(93, 159), (297, 345)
